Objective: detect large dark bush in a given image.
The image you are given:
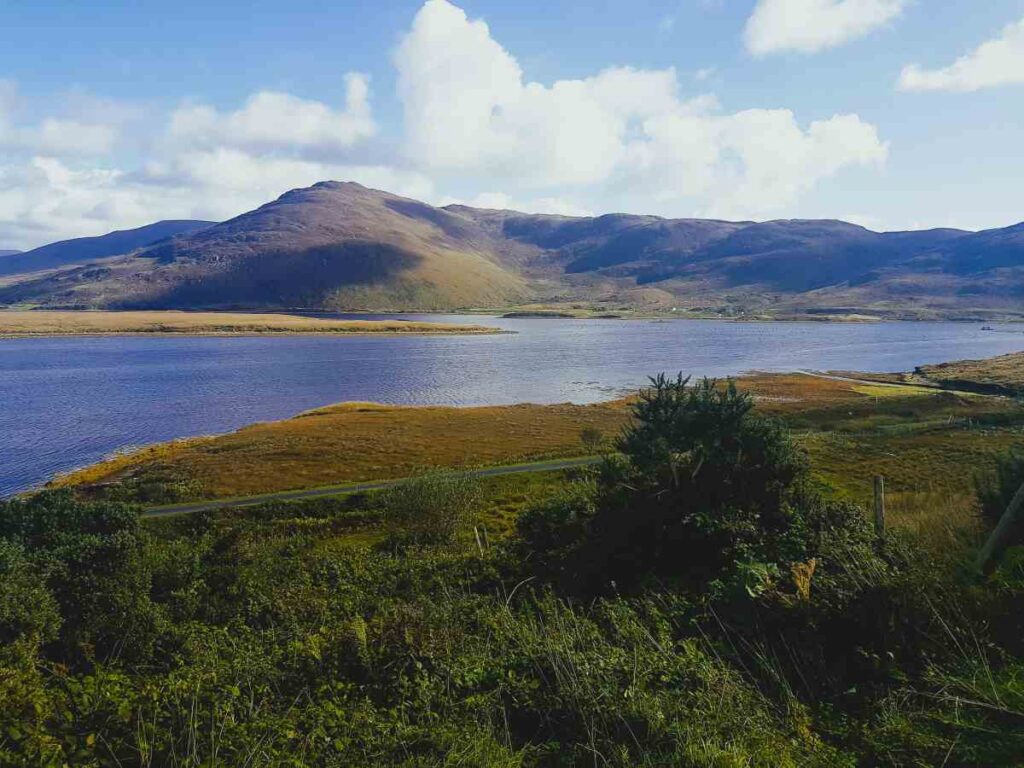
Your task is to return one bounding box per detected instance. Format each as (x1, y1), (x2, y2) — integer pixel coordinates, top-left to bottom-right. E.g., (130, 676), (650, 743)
(534, 375), (811, 594)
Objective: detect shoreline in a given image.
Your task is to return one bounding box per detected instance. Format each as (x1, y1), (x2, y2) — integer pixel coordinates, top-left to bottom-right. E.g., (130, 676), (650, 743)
(46, 363), (1020, 502)
(0, 310), (504, 337)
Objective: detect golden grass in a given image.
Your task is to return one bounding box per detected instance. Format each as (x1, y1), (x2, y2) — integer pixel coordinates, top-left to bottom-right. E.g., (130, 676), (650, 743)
(56, 400), (631, 498)
(56, 373), (866, 501)
(917, 350), (1024, 395)
(56, 366), (1024, 553)
(849, 382), (940, 398)
(0, 310), (500, 336)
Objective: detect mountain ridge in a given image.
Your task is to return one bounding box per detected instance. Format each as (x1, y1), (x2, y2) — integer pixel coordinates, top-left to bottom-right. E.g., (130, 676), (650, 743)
(0, 220), (215, 279)
(0, 182), (1021, 319)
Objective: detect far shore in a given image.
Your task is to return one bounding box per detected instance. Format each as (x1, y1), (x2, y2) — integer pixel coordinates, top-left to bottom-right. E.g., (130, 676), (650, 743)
(0, 310), (503, 337)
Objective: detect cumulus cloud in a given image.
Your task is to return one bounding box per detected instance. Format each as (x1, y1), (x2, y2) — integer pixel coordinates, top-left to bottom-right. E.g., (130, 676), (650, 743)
(898, 17), (1024, 92)
(744, 0), (906, 55)
(396, 0), (887, 219)
(446, 191), (594, 217)
(0, 1), (892, 250)
(169, 73), (375, 152)
(32, 119), (118, 156)
(0, 83), (118, 156)
(0, 74), (387, 249)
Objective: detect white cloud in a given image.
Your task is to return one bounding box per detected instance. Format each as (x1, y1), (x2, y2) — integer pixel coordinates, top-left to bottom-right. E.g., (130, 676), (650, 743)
(0, 149), (435, 250)
(0, 1), (892, 250)
(396, 0), (887, 220)
(33, 119), (118, 156)
(898, 17), (1024, 92)
(0, 73), (388, 249)
(744, 0), (906, 55)
(446, 191), (593, 217)
(169, 73), (375, 152)
(0, 83), (118, 156)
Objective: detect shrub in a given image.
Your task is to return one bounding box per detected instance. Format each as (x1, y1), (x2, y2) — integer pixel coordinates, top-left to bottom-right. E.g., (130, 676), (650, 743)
(380, 470), (482, 545)
(516, 480), (596, 582)
(569, 375), (810, 593)
(976, 449), (1024, 542)
(0, 490), (159, 664)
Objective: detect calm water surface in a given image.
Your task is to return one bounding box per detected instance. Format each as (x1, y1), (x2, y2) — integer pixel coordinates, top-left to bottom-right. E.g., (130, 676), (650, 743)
(2, 315), (1023, 496)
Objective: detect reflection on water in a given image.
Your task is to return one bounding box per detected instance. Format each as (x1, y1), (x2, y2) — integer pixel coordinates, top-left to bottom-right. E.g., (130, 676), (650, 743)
(2, 316), (1023, 496)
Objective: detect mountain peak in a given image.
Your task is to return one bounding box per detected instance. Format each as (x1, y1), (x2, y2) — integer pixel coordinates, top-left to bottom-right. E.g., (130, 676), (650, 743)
(1, 182), (1022, 318)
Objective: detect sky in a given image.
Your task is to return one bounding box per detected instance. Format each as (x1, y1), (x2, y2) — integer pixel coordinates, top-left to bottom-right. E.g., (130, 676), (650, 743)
(1, 0), (1023, 250)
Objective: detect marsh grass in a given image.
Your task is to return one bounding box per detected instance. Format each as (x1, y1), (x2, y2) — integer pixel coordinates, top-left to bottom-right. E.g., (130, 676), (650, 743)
(0, 310), (499, 336)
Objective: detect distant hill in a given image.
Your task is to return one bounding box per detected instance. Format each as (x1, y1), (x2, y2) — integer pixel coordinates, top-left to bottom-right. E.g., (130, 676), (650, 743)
(1, 182), (1021, 318)
(0, 184), (526, 310)
(0, 220), (214, 278)
(0, 250), (21, 258)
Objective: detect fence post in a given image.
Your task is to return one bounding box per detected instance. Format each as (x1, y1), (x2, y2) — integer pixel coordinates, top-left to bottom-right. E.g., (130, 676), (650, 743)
(976, 481), (1024, 574)
(873, 475), (885, 538)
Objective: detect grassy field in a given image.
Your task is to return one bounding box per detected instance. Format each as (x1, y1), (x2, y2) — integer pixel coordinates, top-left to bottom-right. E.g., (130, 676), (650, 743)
(0, 310), (500, 336)
(56, 399), (631, 499)
(917, 349), (1024, 395)
(10, 365), (1024, 765)
(57, 370), (1024, 549)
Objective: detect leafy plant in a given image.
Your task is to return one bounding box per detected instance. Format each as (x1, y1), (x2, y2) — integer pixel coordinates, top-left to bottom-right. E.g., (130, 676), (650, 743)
(380, 469), (482, 545)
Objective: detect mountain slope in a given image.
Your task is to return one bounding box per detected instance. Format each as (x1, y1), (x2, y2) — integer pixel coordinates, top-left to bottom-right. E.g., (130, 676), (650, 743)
(0, 183), (527, 310)
(0, 181), (1021, 318)
(0, 220), (214, 278)
(0, 250), (21, 258)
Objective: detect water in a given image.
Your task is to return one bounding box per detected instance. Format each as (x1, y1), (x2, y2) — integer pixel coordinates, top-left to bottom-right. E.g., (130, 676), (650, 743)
(2, 315), (1023, 496)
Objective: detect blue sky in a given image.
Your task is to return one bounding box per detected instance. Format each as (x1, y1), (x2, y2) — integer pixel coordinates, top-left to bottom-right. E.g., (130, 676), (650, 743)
(1, 0), (1023, 248)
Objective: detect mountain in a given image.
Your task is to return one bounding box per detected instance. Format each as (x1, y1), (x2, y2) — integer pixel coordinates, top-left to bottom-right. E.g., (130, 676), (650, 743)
(0, 181), (1021, 318)
(0, 220), (215, 278)
(0, 183), (526, 310)
(0, 250), (21, 258)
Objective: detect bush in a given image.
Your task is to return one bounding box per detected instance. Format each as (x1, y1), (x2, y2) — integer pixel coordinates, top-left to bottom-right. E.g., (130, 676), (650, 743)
(976, 449), (1024, 542)
(380, 470), (482, 545)
(559, 376), (811, 593)
(0, 490), (159, 664)
(516, 480), (596, 582)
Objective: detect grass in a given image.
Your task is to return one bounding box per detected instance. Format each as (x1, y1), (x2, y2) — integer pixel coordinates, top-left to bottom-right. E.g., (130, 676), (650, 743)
(55, 369), (1024, 557)
(917, 350), (1024, 396)
(0, 310), (500, 336)
(56, 400), (631, 499)
(10, 365), (1024, 766)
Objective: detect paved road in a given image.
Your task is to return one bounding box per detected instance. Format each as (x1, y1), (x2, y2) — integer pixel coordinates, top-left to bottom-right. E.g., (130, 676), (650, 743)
(143, 456), (603, 517)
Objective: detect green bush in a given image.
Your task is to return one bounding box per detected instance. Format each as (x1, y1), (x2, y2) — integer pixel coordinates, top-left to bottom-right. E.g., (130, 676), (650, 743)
(976, 448), (1024, 541)
(0, 490), (159, 664)
(530, 375), (812, 594)
(380, 470), (482, 545)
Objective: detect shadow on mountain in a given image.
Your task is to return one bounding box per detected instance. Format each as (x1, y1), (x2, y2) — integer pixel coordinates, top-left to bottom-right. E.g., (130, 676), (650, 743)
(119, 242), (423, 309)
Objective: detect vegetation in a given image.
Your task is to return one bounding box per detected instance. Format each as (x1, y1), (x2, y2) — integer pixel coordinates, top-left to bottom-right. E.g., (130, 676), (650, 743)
(3, 371), (1024, 765)
(379, 470), (482, 545)
(56, 400), (631, 501)
(58, 371), (1024, 513)
(917, 350), (1024, 397)
(0, 310), (500, 337)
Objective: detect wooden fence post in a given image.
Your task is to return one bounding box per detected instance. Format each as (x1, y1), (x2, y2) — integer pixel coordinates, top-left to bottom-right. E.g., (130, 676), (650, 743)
(976, 481), (1024, 574)
(873, 475), (885, 538)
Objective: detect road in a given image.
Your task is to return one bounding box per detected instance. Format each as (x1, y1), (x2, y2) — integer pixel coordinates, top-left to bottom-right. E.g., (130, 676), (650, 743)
(142, 456), (603, 517)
